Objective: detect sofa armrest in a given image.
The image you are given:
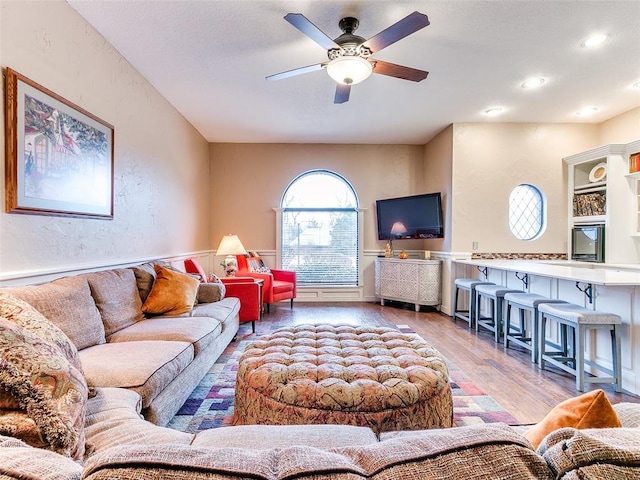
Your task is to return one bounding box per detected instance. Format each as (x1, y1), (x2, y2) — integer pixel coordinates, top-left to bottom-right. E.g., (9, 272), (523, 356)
(196, 282), (226, 304)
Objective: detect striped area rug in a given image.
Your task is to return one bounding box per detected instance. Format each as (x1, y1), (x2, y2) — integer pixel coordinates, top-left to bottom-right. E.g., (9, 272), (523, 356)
(167, 322), (520, 433)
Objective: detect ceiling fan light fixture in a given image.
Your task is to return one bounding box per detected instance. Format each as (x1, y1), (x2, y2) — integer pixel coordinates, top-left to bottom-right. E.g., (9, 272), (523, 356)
(326, 56), (373, 85)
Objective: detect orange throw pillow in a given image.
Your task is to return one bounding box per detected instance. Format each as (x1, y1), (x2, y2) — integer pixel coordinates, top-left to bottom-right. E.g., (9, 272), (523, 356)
(523, 389), (622, 449)
(142, 265), (199, 316)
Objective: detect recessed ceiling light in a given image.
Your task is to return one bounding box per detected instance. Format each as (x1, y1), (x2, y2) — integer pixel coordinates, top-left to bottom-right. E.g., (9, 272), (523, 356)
(484, 107), (504, 116)
(581, 34), (609, 48)
(521, 77), (546, 89)
(576, 107), (598, 116)
(632, 81), (640, 89)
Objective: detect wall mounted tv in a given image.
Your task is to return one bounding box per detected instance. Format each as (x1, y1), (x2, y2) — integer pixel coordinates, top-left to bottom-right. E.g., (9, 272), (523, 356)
(376, 192), (444, 240)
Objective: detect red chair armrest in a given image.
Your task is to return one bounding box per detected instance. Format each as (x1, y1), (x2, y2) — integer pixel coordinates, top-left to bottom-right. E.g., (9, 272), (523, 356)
(221, 277), (258, 284)
(223, 282), (260, 322)
(271, 269), (297, 284)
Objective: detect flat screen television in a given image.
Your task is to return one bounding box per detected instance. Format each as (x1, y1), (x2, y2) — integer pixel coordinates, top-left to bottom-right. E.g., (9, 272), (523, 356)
(376, 193), (444, 240)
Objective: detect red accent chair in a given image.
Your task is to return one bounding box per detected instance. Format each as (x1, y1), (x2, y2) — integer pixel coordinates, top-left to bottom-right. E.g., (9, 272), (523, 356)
(184, 258), (261, 332)
(235, 254), (296, 313)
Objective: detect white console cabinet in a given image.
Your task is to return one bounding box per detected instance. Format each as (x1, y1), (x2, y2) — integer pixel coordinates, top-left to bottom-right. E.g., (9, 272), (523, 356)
(374, 258), (441, 311)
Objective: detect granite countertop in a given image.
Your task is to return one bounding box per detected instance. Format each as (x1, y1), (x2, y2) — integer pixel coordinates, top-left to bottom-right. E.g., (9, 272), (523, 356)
(452, 259), (640, 286)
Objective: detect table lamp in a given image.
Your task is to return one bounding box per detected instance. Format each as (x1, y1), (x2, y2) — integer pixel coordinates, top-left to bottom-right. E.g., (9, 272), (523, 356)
(389, 221), (407, 257)
(216, 234), (247, 276)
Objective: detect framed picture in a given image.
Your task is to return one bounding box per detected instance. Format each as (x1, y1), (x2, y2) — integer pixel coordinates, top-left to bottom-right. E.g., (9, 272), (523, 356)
(4, 68), (114, 219)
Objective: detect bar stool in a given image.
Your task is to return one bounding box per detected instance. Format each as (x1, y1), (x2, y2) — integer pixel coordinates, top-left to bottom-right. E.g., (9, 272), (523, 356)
(453, 278), (494, 329)
(503, 293), (567, 363)
(538, 302), (622, 392)
(474, 284), (522, 342)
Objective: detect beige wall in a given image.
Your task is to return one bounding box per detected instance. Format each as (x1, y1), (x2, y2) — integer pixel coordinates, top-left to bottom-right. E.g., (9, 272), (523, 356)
(0, 1), (210, 280)
(598, 107), (640, 145)
(449, 123), (599, 253)
(209, 143), (424, 253)
(422, 125), (453, 252)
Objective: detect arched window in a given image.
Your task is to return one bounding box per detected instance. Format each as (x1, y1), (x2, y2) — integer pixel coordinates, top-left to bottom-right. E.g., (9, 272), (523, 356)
(280, 170), (359, 286)
(508, 184), (545, 240)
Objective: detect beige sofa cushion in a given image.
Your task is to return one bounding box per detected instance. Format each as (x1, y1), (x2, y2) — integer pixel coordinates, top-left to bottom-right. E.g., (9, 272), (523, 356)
(0, 435), (82, 480)
(107, 317), (222, 356)
(85, 269), (144, 337)
(0, 317), (87, 460)
(130, 262), (157, 304)
(79, 341), (193, 409)
(193, 424), (377, 450)
(0, 292), (82, 373)
(614, 402), (640, 428)
(2, 276), (105, 350)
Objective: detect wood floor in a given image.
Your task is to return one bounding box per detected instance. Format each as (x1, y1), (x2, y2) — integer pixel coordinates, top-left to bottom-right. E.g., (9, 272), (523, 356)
(260, 301), (639, 424)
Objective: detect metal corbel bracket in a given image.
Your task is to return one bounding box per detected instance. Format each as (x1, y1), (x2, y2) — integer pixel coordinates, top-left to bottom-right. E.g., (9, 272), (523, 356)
(575, 282), (594, 304)
(515, 272), (529, 290)
(477, 266), (489, 279)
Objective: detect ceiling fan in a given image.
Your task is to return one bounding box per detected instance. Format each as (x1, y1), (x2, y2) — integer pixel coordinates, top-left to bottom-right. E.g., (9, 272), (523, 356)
(267, 11), (430, 104)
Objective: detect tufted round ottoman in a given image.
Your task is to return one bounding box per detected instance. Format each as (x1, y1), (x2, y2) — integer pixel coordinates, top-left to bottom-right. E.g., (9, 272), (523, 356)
(233, 324), (453, 434)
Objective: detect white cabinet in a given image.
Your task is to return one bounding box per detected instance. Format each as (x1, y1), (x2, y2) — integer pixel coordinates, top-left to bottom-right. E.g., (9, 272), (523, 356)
(563, 142), (639, 264)
(374, 258), (441, 311)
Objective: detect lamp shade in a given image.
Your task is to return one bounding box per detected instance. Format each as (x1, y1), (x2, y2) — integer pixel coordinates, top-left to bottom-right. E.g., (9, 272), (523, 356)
(326, 56), (373, 85)
(216, 234), (247, 256)
(390, 222), (408, 236)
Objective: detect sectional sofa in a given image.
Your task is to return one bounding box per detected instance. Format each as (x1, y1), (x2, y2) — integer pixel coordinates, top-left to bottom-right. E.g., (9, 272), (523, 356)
(1, 261), (240, 427)
(1, 262), (639, 479)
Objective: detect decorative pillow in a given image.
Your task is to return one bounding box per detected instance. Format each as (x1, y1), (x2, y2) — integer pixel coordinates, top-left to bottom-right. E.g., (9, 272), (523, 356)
(246, 254), (271, 274)
(0, 317), (88, 460)
(0, 292), (82, 373)
(141, 264), (200, 316)
(523, 389), (621, 449)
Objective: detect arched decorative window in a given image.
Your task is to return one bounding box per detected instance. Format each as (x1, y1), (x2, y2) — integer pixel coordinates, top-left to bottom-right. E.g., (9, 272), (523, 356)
(508, 184), (545, 240)
(280, 170), (359, 286)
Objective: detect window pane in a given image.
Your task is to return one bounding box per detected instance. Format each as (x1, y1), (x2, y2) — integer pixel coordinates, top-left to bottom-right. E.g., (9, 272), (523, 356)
(281, 170), (359, 286)
(509, 184), (544, 240)
(282, 210), (358, 285)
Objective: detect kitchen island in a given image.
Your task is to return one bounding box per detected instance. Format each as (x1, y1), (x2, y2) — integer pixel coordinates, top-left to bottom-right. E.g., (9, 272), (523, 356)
(452, 258), (640, 395)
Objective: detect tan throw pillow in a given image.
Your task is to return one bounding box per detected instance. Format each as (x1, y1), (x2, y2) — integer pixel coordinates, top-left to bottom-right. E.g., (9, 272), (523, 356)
(142, 265), (199, 316)
(0, 316), (88, 460)
(523, 389), (622, 449)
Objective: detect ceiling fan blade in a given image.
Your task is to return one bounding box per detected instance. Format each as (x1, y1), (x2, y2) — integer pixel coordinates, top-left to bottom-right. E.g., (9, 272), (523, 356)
(372, 60), (429, 82)
(362, 11), (429, 53)
(334, 83), (351, 104)
(284, 13), (340, 50)
(266, 62), (327, 81)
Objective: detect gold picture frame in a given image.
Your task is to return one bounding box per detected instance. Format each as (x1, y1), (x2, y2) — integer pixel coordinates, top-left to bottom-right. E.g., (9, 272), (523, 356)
(4, 67), (114, 219)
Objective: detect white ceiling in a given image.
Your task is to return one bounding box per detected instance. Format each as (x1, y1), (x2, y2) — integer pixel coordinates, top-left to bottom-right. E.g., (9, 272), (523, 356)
(68, 0), (640, 145)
